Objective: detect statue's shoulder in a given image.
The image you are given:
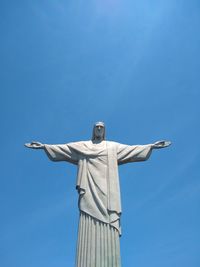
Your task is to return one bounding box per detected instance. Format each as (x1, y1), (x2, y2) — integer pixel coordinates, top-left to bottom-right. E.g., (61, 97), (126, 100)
(75, 140), (90, 145)
(106, 140), (120, 147)
(67, 140), (89, 144)
(67, 140), (90, 147)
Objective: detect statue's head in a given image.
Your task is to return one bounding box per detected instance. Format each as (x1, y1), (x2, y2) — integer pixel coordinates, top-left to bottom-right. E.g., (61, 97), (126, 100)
(92, 121), (106, 141)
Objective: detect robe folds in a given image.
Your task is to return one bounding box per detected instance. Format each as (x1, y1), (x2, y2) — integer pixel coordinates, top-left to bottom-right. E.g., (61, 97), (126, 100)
(44, 140), (152, 267)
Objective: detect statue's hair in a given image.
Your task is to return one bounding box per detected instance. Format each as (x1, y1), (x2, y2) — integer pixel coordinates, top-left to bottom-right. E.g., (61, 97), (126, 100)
(92, 121), (106, 140)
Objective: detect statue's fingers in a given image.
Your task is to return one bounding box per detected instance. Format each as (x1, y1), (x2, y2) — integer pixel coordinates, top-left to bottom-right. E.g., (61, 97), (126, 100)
(24, 143), (30, 147)
(25, 143), (35, 148)
(165, 141), (172, 146)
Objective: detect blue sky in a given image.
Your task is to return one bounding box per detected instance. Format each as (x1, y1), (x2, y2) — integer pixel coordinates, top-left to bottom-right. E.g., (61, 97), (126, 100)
(0, 0), (199, 266)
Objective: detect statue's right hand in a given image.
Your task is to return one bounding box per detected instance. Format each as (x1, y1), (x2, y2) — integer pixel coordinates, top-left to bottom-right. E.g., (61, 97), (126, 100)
(24, 141), (44, 149)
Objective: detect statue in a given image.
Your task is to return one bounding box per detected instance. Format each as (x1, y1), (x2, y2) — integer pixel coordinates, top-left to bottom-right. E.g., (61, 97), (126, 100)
(25, 122), (171, 267)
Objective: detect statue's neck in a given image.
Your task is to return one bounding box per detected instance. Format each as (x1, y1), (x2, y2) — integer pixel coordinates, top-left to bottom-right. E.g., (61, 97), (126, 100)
(92, 138), (104, 144)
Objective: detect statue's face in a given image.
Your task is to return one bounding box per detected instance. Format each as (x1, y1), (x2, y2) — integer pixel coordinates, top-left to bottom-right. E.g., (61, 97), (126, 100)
(94, 125), (105, 140)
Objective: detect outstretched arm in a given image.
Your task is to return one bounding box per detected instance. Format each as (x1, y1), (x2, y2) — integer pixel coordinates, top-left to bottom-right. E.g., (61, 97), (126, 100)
(25, 141), (79, 164)
(117, 140), (171, 165)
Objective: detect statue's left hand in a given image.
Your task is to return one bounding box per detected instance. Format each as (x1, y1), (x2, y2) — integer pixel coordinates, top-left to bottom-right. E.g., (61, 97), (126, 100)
(24, 141), (44, 149)
(152, 140), (171, 149)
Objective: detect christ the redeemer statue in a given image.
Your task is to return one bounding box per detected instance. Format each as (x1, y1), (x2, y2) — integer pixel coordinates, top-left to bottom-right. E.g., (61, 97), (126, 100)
(25, 122), (171, 267)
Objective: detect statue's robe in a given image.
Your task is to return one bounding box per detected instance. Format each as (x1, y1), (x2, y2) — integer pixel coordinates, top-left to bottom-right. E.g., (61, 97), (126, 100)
(44, 140), (152, 267)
